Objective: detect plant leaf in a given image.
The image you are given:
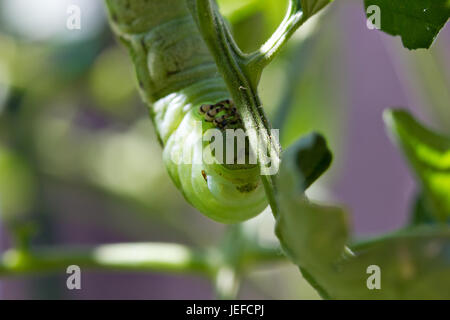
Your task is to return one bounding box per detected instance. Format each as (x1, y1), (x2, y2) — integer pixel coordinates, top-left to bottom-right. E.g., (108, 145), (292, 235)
(274, 133), (344, 297)
(364, 0), (450, 49)
(410, 192), (440, 225)
(274, 132), (450, 299)
(341, 227), (450, 299)
(384, 109), (450, 222)
(274, 134), (342, 265)
(278, 132), (333, 192)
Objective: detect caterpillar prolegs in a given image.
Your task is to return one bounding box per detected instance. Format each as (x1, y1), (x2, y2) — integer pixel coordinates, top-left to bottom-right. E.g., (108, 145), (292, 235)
(106, 0), (267, 223)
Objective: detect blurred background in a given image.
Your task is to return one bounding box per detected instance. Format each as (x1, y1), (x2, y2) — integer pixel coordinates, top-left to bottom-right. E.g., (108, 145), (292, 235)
(0, 0), (449, 299)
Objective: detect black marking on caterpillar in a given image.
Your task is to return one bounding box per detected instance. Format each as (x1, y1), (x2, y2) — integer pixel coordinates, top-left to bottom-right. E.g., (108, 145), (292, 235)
(201, 170), (207, 182)
(199, 99), (242, 130)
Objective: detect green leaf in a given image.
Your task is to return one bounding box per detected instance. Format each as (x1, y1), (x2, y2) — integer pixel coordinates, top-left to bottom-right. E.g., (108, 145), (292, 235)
(342, 227), (450, 299)
(278, 132), (333, 192)
(275, 132), (450, 299)
(364, 0), (450, 49)
(410, 192), (441, 225)
(274, 134), (348, 298)
(384, 109), (450, 222)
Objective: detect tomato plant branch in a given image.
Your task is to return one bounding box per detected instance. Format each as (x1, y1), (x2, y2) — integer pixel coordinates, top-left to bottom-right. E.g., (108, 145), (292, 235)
(193, 0), (280, 215)
(192, 0), (333, 217)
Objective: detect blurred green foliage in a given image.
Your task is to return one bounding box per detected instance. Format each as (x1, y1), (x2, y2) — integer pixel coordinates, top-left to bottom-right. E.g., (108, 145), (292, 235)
(384, 109), (450, 222)
(0, 147), (36, 219)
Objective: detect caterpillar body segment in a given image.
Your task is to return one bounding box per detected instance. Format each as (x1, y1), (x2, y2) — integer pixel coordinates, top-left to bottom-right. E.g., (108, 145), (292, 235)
(106, 0), (268, 223)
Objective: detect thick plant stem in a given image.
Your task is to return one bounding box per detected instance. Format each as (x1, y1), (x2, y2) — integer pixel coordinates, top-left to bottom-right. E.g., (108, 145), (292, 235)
(191, 1), (333, 217)
(193, 0), (281, 214)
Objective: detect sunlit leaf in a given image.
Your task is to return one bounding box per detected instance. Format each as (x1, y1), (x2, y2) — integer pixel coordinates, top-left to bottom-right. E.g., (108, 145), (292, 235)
(384, 109), (450, 222)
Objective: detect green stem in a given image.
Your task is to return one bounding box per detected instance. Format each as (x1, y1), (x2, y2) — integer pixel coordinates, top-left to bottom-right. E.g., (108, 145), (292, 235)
(192, 0), (333, 217)
(0, 242), (285, 277)
(193, 0), (281, 214)
(245, 0), (305, 76)
(0, 243), (211, 276)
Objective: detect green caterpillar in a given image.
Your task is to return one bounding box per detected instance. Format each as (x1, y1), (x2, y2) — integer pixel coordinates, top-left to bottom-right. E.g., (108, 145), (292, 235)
(105, 0), (267, 223)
